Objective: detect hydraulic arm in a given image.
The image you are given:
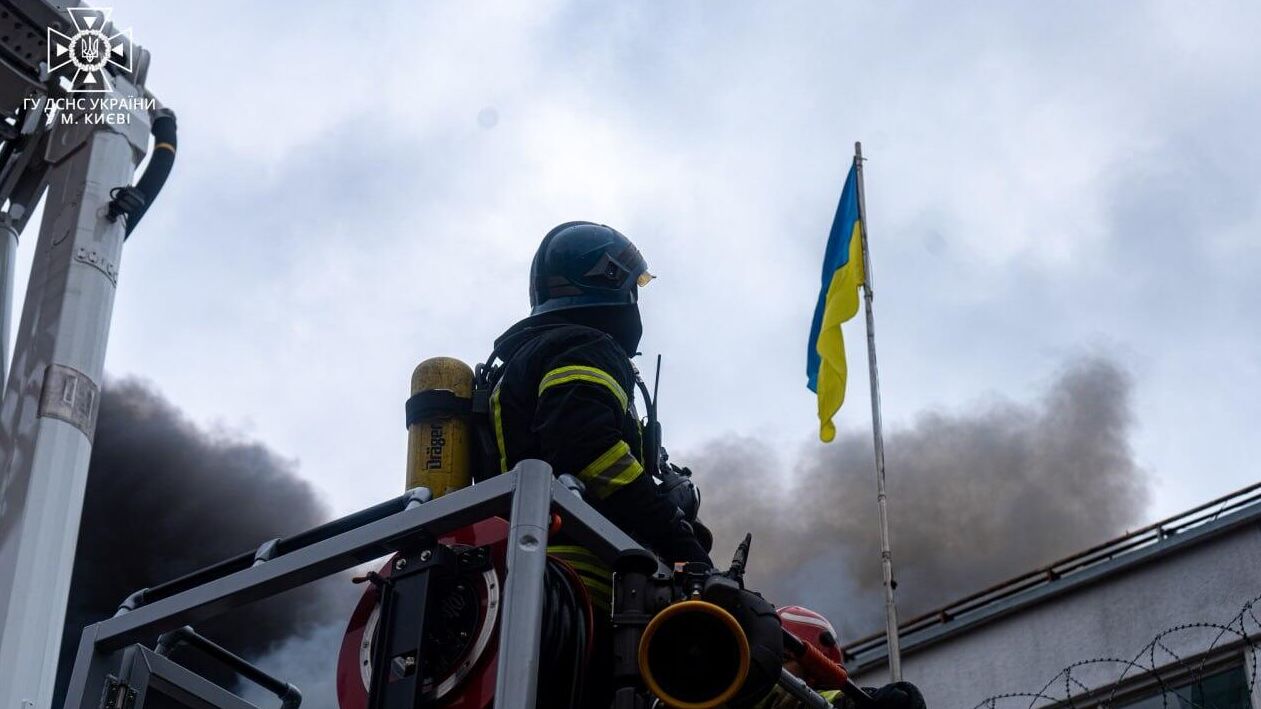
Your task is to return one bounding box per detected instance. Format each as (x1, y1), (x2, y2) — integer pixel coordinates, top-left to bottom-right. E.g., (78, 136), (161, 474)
(0, 3), (172, 707)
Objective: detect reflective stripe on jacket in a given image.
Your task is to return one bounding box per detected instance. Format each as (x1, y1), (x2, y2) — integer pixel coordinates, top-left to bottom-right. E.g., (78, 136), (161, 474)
(489, 316), (708, 566)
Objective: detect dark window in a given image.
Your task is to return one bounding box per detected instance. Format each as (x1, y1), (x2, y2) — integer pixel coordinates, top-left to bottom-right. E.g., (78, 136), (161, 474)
(1118, 664), (1251, 709)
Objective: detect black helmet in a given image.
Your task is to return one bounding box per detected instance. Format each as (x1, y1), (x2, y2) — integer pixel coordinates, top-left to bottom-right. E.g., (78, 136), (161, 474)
(529, 221), (653, 316)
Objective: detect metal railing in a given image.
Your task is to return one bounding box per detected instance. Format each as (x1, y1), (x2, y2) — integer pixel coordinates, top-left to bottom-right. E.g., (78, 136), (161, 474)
(61, 461), (645, 709)
(845, 481), (1261, 663)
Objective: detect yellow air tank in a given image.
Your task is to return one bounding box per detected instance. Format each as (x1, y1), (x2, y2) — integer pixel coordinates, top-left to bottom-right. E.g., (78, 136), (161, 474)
(405, 356), (474, 498)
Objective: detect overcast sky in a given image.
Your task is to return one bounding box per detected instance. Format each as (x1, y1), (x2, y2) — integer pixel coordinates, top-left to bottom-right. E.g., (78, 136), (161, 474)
(16, 1), (1259, 523)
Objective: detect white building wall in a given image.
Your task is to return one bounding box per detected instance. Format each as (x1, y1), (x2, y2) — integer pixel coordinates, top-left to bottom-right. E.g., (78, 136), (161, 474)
(849, 522), (1261, 708)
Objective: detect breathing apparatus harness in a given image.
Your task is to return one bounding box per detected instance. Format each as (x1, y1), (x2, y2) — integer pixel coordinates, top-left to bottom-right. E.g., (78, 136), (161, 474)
(468, 332), (707, 549)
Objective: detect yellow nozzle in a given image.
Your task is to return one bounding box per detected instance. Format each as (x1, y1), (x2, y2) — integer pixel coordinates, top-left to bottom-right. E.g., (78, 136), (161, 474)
(637, 600), (751, 709)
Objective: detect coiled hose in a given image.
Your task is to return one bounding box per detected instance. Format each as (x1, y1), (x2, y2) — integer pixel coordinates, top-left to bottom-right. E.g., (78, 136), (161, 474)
(537, 557), (593, 708)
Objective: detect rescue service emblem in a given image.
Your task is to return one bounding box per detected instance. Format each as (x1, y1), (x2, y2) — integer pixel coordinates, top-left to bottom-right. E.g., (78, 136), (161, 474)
(47, 7), (133, 93)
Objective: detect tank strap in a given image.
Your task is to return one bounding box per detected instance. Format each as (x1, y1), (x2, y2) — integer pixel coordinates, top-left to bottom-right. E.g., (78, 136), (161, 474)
(404, 390), (473, 428)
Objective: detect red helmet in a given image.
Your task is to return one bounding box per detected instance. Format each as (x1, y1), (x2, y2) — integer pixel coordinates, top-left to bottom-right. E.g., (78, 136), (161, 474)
(777, 605), (842, 664)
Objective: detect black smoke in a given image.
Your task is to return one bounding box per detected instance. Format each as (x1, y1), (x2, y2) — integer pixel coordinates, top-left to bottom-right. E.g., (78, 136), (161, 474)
(56, 378), (343, 704)
(694, 356), (1150, 642)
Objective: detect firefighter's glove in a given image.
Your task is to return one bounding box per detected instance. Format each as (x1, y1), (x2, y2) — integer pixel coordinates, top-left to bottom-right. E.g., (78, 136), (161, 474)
(699, 577), (783, 707)
(658, 463), (701, 521)
(658, 515), (713, 566)
(691, 517), (715, 553)
(834, 682), (926, 709)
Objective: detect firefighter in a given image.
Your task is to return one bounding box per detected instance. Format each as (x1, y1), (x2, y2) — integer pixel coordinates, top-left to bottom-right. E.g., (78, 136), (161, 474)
(484, 220), (712, 569)
(763, 605), (927, 709)
(780, 604), (846, 668)
(478, 221), (714, 706)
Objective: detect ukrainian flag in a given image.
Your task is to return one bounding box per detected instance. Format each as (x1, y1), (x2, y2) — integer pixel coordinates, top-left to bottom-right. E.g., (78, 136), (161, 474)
(806, 163), (866, 442)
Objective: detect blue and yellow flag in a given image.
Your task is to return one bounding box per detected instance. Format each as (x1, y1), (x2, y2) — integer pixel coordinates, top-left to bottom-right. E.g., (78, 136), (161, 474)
(806, 163), (866, 442)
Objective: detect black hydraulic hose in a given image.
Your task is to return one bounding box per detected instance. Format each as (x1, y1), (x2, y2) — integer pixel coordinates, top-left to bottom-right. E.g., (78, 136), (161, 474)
(108, 107), (177, 239)
(156, 626), (302, 709)
(126, 107), (177, 237)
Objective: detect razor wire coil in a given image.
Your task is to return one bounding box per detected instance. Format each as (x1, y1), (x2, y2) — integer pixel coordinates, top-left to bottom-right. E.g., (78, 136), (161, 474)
(971, 594), (1261, 709)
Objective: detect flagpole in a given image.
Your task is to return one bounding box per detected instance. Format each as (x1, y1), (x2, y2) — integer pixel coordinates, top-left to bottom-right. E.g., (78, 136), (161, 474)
(853, 141), (903, 682)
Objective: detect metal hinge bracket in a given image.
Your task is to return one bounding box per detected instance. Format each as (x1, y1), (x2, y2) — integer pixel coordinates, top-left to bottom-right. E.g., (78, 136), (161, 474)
(100, 678), (136, 709)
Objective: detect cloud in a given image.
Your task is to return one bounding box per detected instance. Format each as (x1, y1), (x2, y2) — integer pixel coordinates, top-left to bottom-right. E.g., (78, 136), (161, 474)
(84, 0), (1261, 526)
(55, 379), (347, 705)
(693, 356), (1149, 641)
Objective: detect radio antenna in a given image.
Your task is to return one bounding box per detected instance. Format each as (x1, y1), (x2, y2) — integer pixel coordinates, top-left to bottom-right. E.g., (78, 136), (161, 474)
(652, 354), (662, 412)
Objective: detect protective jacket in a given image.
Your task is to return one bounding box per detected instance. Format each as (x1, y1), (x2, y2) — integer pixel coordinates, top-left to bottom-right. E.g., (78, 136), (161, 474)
(486, 314), (711, 566)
